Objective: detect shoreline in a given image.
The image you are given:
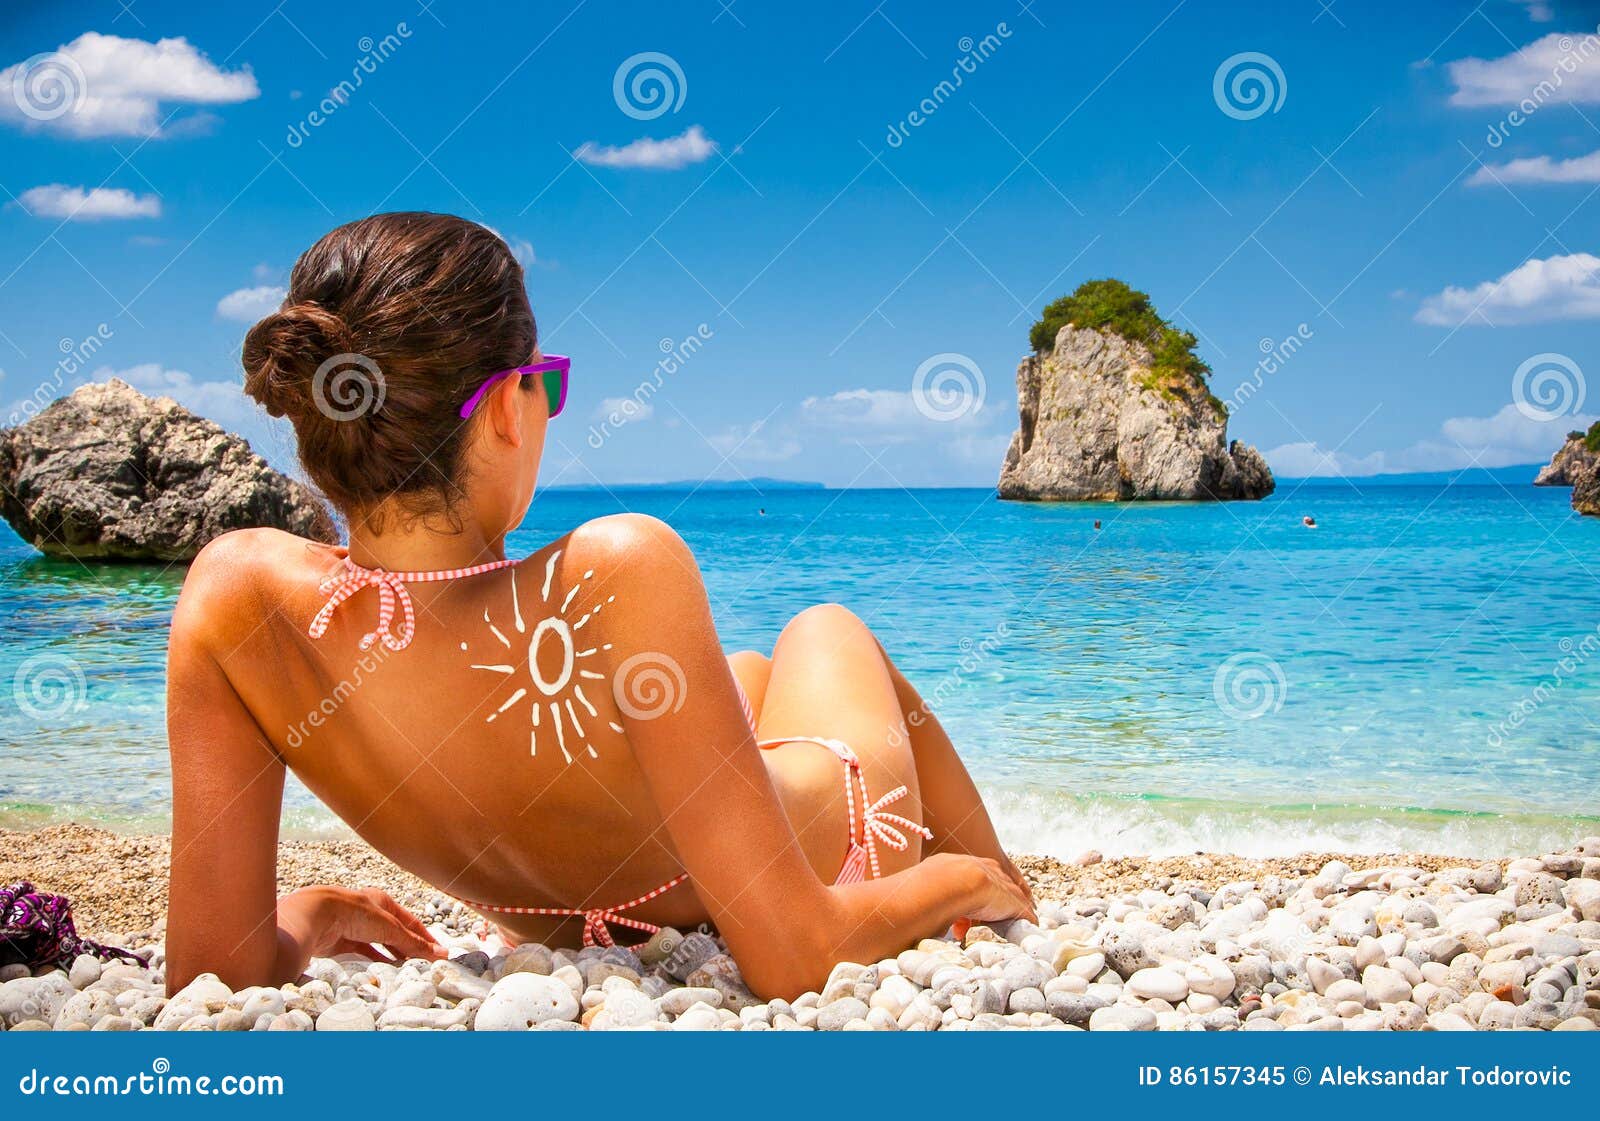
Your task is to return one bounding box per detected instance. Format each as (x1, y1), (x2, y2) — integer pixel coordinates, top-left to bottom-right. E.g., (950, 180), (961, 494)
(0, 822), (1506, 939)
(3, 823), (1596, 1032)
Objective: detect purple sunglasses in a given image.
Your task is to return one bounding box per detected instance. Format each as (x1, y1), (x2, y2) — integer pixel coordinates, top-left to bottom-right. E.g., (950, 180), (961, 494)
(459, 354), (570, 420)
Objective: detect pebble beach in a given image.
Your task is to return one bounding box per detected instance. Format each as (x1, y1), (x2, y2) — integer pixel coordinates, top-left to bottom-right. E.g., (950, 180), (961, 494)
(3, 825), (1598, 1031)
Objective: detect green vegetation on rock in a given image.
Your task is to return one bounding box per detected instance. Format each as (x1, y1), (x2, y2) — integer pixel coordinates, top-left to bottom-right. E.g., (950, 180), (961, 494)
(1029, 279), (1219, 412)
(1586, 420), (1600, 454)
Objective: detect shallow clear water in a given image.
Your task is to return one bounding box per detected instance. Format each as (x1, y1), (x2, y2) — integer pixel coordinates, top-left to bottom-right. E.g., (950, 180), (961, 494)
(2, 484), (1597, 855)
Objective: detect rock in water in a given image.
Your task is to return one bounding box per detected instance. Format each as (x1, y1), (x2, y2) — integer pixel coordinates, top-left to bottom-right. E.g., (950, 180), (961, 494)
(0, 379), (335, 560)
(1572, 458), (1600, 518)
(1533, 425), (1597, 486)
(998, 324), (1273, 501)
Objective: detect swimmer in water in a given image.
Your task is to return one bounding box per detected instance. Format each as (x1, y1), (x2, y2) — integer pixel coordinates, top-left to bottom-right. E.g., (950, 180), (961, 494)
(1303, 515), (1316, 528)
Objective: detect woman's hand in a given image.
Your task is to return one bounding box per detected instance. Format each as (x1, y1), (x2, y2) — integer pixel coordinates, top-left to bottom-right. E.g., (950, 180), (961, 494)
(941, 853), (1038, 925)
(276, 886), (447, 975)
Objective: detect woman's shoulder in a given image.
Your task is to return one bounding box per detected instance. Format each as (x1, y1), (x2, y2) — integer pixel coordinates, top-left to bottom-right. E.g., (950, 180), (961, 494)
(559, 512), (691, 560)
(173, 528), (338, 650)
(516, 514), (703, 611)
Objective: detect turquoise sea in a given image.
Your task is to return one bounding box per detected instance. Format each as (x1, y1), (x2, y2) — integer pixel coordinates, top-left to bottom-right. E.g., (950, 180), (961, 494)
(2, 484), (1597, 856)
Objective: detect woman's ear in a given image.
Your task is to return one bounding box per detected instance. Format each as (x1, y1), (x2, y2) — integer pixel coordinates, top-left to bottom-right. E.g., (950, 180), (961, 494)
(486, 373), (526, 450)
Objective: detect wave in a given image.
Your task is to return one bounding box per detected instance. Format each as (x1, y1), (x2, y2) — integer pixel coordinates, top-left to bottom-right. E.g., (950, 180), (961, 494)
(984, 786), (1599, 859)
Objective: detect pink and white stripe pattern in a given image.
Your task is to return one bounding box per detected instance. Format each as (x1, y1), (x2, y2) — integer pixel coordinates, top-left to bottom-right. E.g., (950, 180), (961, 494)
(308, 556), (521, 652)
(461, 872), (692, 948)
(755, 735), (934, 884)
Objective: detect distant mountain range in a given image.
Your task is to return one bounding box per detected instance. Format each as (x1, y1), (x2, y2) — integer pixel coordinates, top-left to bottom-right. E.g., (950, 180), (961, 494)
(545, 477), (825, 492)
(1278, 464), (1545, 487)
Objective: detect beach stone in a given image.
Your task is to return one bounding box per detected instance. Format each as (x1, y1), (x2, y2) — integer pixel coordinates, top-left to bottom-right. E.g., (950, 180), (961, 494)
(476, 973), (578, 1030)
(685, 954), (757, 1010)
(500, 943), (554, 977)
(379, 1004), (473, 1030)
(1325, 979), (1366, 1005)
(269, 1010), (314, 1031)
(1565, 879), (1600, 922)
(657, 987), (723, 1016)
(1, 976), (73, 1028)
(1126, 967), (1188, 1003)
(215, 1008), (252, 1031)
(384, 979), (436, 1010)
(672, 1002), (724, 1031)
(1065, 951), (1105, 980)
(1001, 955), (1054, 992)
(1471, 863), (1503, 893)
(431, 960), (493, 1002)
(1478, 960), (1528, 994)
(1535, 933), (1582, 959)
(1542, 854), (1582, 877)
(1555, 1017), (1596, 1030)
(1100, 926), (1156, 978)
(590, 989), (660, 1030)
(1089, 1004), (1157, 1031)
(92, 1015), (140, 1031)
(56, 988), (117, 1028)
(68, 955), (102, 989)
(659, 931), (720, 981)
(316, 999), (376, 1032)
(1361, 965), (1412, 1005)
(1008, 987), (1046, 1014)
(1045, 992), (1092, 1026)
(1515, 873), (1566, 909)
(869, 974), (919, 1020)
(1306, 956), (1343, 994)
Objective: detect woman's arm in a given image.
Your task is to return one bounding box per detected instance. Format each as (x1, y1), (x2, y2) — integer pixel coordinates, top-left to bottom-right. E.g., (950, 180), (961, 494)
(586, 515), (1032, 998)
(165, 534), (441, 994)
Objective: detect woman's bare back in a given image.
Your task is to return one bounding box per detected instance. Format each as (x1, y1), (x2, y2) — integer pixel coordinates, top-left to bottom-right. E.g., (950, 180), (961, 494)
(196, 515), (726, 944)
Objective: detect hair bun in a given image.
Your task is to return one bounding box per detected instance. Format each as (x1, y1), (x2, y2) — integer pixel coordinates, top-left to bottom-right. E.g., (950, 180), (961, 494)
(242, 301), (355, 420)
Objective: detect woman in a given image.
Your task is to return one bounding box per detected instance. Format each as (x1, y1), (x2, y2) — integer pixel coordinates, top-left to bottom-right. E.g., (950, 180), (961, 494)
(165, 212), (1032, 999)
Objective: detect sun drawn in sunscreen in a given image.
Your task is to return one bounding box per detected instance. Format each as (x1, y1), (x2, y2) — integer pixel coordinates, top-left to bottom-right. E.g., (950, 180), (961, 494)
(463, 549), (620, 763)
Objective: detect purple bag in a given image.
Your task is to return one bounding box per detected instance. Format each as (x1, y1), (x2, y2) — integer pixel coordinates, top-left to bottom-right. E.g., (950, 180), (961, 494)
(0, 882), (143, 972)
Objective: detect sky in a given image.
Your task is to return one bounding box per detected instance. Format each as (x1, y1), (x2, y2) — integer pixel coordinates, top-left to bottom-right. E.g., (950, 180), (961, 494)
(3, 0), (1600, 488)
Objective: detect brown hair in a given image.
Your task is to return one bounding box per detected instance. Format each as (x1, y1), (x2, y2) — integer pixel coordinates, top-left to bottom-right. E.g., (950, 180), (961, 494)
(242, 212), (536, 521)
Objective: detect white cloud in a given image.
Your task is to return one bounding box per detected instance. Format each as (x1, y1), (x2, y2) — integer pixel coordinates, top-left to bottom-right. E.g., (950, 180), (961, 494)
(708, 418), (801, 462)
(1516, 1), (1555, 22)
(17, 183), (160, 220)
(800, 387), (990, 442)
(1266, 403), (1597, 477)
(595, 396), (653, 422)
(480, 225), (537, 267)
(574, 125), (717, 170)
(0, 32), (259, 138)
(1447, 31), (1600, 107)
(216, 285), (286, 321)
(1468, 148), (1600, 185)
(1415, 252), (1600, 326)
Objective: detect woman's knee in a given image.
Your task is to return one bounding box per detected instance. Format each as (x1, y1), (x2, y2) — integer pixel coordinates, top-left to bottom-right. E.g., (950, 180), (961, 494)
(776, 602), (870, 650)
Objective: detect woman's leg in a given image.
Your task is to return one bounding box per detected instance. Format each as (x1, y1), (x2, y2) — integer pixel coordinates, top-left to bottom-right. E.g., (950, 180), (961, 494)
(873, 642), (1025, 889)
(755, 604), (923, 881)
(726, 650), (771, 715)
